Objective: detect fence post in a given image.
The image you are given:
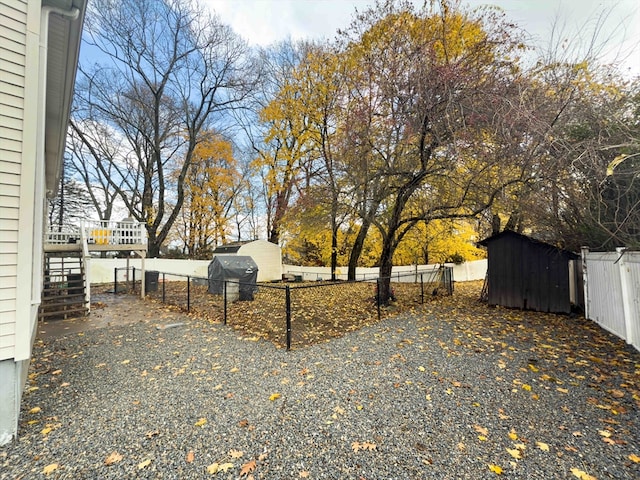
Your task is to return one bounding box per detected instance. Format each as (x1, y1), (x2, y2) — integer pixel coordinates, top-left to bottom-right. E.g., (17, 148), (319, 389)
(581, 247), (590, 320)
(132, 267), (136, 293)
(285, 285), (292, 350)
(223, 281), (227, 325)
(616, 247), (635, 347)
(420, 273), (424, 304)
(187, 276), (191, 312)
(162, 273), (166, 303)
(113, 268), (117, 294)
(376, 278), (381, 322)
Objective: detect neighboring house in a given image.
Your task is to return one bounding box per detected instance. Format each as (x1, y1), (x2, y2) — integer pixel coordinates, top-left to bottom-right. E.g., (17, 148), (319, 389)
(478, 230), (582, 314)
(212, 240), (282, 282)
(0, 0), (86, 445)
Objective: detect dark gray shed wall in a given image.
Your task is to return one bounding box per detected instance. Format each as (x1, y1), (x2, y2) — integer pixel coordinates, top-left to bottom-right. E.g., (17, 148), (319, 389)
(480, 231), (577, 314)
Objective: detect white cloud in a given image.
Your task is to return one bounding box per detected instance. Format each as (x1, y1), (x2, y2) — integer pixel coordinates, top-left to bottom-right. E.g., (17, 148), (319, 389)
(206, 0), (638, 75)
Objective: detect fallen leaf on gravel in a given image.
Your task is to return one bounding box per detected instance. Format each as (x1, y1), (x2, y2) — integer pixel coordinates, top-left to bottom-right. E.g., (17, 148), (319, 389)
(508, 430), (518, 441)
(230, 367), (240, 373)
(29, 407), (41, 414)
(43, 463), (58, 475)
(121, 359), (130, 364)
(207, 462), (234, 474)
(628, 453), (640, 463)
(598, 430), (611, 438)
(536, 442), (550, 451)
(570, 467), (597, 480)
(145, 430), (159, 438)
(299, 471), (310, 478)
(473, 425), (488, 436)
(351, 441), (376, 452)
(229, 449), (244, 459)
(104, 451), (123, 466)
(488, 464), (503, 475)
(522, 384), (532, 391)
(138, 459), (151, 469)
(240, 459), (256, 476)
(52, 369), (62, 375)
(506, 448), (521, 459)
(557, 387), (569, 394)
(186, 451), (195, 463)
(195, 418), (207, 427)
(41, 427), (52, 435)
(269, 393), (281, 401)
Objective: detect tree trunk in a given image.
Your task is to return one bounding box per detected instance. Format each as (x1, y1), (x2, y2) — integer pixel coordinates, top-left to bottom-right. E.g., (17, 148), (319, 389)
(377, 238), (395, 306)
(347, 218), (371, 280)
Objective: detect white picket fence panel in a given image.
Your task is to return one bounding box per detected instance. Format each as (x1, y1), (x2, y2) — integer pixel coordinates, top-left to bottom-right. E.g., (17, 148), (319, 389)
(583, 248), (640, 352)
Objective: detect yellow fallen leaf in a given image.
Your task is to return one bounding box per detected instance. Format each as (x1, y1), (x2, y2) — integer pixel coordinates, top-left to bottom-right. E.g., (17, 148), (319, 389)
(489, 464), (503, 475)
(536, 442), (550, 452)
(41, 427), (52, 435)
(570, 467), (597, 480)
(598, 430), (611, 438)
(43, 463), (58, 475)
(207, 462), (235, 474)
(522, 384), (532, 391)
(557, 387), (569, 394)
(121, 359), (130, 365)
(29, 407), (41, 414)
(628, 453), (640, 463)
(230, 367), (239, 373)
(506, 448), (521, 459)
(194, 418), (207, 427)
(418, 366), (426, 372)
(528, 364), (539, 372)
(229, 449), (244, 459)
(138, 459), (151, 469)
(478, 435), (487, 441)
(104, 451), (123, 466)
(508, 430), (518, 441)
(52, 369), (62, 375)
(474, 425), (488, 436)
(269, 393), (281, 401)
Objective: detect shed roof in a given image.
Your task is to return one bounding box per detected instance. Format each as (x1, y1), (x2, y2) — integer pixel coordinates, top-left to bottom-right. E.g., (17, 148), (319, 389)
(212, 241), (253, 254)
(478, 230), (579, 259)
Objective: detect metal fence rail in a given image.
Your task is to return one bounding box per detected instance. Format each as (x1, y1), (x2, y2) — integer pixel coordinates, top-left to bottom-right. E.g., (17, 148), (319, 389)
(114, 266), (453, 350)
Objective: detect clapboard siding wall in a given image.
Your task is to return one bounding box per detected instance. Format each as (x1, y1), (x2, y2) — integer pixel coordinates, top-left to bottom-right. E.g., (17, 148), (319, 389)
(0, 0), (27, 360)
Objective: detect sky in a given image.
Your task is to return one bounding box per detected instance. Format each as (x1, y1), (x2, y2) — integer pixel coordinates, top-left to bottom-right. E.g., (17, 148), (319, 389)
(206, 0), (640, 76)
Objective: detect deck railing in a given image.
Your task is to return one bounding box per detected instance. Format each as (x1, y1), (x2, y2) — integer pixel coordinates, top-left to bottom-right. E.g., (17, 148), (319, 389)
(45, 219), (147, 246)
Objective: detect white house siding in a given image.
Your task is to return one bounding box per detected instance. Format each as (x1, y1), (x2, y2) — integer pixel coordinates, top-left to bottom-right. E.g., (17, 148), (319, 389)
(0, 0), (42, 445)
(0, 0), (27, 363)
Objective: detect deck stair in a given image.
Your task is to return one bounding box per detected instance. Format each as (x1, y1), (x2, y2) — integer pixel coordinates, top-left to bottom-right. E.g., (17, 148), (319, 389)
(39, 249), (88, 319)
(40, 219), (148, 320)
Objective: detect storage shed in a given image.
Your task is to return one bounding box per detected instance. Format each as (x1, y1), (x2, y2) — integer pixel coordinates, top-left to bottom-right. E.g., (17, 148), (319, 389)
(208, 256), (258, 301)
(212, 240), (282, 282)
(478, 231), (579, 314)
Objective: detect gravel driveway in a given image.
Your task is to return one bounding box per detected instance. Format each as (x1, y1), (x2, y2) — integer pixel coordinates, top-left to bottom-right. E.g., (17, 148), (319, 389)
(1, 284), (639, 479)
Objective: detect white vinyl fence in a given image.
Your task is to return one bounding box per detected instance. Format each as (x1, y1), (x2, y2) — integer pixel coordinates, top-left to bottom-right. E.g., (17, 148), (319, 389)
(82, 258), (487, 284)
(582, 248), (640, 352)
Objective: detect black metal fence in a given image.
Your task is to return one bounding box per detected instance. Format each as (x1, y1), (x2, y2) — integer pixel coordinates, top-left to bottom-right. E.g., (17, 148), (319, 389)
(113, 266), (453, 350)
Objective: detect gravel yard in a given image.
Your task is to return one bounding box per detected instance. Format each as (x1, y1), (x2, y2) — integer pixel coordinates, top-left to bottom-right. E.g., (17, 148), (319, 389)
(1, 283), (639, 479)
